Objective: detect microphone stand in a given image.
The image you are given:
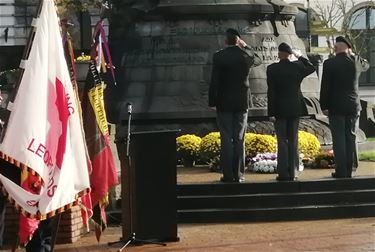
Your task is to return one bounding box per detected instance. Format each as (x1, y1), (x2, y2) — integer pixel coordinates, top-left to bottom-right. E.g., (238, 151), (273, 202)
(109, 103), (166, 251)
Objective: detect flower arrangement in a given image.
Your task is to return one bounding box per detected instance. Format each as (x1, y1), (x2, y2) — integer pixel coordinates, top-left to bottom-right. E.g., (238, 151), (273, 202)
(208, 156), (221, 172)
(199, 132), (221, 163)
(176, 134), (202, 165)
(174, 130), (323, 171)
(249, 153), (305, 173)
(249, 153), (277, 173)
(298, 131), (321, 158)
(305, 150), (335, 168)
(245, 133), (277, 158)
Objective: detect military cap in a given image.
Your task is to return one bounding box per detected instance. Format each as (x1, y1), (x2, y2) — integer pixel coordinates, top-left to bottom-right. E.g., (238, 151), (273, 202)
(226, 28), (241, 38)
(335, 36), (352, 48)
(278, 42), (293, 54)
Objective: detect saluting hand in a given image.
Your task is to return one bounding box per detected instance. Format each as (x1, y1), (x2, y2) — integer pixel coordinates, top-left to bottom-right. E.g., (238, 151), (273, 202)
(237, 38), (248, 49)
(292, 49), (302, 58)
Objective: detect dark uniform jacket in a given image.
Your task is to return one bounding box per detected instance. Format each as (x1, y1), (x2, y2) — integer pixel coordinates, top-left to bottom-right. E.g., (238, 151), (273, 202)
(267, 57), (315, 117)
(209, 46), (262, 112)
(320, 53), (369, 115)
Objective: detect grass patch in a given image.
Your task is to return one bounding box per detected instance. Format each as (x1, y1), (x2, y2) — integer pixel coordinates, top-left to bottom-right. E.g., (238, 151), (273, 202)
(367, 137), (375, 142)
(359, 151), (375, 161)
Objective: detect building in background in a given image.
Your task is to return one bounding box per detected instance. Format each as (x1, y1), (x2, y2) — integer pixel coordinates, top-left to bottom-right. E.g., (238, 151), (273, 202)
(0, 0), (108, 70)
(0, 0), (35, 70)
(287, 0), (375, 103)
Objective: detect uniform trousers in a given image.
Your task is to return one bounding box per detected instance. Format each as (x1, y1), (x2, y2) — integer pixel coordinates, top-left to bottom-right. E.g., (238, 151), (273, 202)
(329, 114), (359, 177)
(216, 110), (248, 181)
(274, 117), (300, 180)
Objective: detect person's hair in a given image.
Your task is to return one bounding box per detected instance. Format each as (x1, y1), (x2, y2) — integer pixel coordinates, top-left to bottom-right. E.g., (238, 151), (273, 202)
(334, 42), (349, 54)
(278, 51), (289, 60)
(226, 33), (238, 45)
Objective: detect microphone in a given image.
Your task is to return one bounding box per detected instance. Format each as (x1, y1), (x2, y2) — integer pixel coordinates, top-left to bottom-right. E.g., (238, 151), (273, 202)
(126, 102), (132, 114)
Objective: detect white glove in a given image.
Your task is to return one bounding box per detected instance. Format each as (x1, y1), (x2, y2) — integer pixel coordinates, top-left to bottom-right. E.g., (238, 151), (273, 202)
(292, 49), (302, 58)
(237, 38), (248, 48)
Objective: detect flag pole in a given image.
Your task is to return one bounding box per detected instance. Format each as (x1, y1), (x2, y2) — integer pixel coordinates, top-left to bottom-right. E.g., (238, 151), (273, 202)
(0, 0), (44, 143)
(0, 1), (92, 250)
(4, 1), (70, 251)
(50, 214), (61, 252)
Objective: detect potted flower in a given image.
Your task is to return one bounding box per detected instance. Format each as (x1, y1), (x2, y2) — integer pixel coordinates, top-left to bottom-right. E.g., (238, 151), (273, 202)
(249, 153), (278, 173)
(298, 131), (321, 158)
(176, 134), (202, 167)
(75, 52), (91, 81)
(245, 133), (277, 159)
(198, 132), (221, 171)
(307, 150), (335, 168)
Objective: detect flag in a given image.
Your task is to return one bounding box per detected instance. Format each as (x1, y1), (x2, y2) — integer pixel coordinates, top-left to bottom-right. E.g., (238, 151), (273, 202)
(61, 19), (94, 232)
(0, 0), (90, 245)
(80, 21), (119, 241)
(18, 168), (42, 244)
(81, 62), (118, 241)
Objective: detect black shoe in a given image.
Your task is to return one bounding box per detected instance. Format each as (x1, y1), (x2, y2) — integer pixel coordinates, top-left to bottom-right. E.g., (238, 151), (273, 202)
(276, 176), (294, 181)
(331, 172), (349, 178)
(234, 176), (245, 183)
(220, 176), (234, 183)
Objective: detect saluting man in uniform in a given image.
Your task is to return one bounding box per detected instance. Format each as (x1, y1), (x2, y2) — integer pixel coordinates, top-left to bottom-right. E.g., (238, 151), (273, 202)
(320, 36), (369, 178)
(209, 28), (262, 183)
(267, 42), (315, 181)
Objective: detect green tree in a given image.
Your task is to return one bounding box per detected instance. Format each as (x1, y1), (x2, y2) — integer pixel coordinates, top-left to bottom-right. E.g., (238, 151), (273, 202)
(55, 0), (100, 12)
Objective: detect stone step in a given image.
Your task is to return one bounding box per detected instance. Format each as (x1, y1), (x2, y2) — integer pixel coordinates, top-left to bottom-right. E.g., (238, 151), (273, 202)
(177, 177), (375, 222)
(178, 203), (375, 223)
(178, 189), (375, 210)
(177, 177), (375, 196)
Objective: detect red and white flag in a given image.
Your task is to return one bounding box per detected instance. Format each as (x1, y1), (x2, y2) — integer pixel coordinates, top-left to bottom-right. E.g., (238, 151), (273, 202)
(0, 0), (90, 244)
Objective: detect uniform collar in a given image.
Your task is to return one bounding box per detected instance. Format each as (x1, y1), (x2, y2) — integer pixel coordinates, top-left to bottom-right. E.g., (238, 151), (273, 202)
(280, 58), (290, 62)
(336, 52), (349, 56)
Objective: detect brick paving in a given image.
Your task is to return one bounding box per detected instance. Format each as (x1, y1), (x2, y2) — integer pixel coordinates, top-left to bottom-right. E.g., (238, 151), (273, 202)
(1, 162), (374, 252)
(52, 161), (375, 251)
(54, 218), (375, 251)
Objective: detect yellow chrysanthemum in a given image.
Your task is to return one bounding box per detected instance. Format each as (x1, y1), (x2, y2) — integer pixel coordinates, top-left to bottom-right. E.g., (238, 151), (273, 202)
(298, 131), (321, 158)
(245, 133), (277, 158)
(199, 132), (221, 162)
(176, 134), (202, 159)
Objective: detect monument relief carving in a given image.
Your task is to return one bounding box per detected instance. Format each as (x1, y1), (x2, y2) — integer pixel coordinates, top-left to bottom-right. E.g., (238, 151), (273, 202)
(106, 0), (320, 135)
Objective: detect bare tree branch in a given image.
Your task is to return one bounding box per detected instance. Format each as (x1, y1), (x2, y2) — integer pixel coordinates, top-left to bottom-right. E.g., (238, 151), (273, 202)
(311, 0), (375, 54)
